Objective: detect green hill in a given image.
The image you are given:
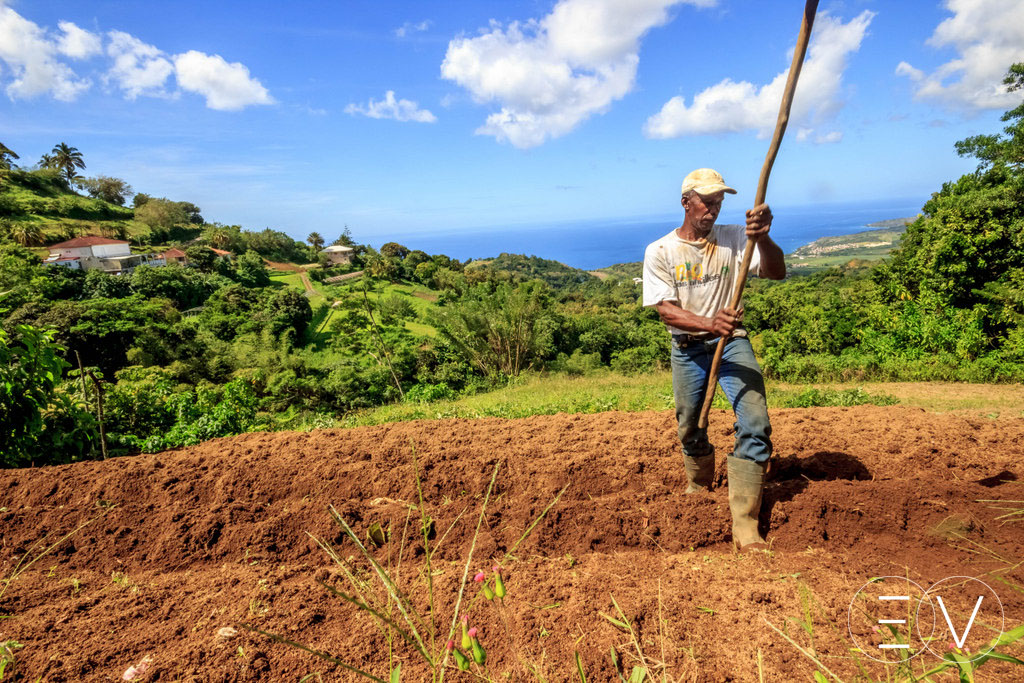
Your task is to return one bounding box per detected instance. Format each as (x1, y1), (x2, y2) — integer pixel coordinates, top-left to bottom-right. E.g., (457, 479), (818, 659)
(0, 168), (200, 251)
(465, 252), (598, 288)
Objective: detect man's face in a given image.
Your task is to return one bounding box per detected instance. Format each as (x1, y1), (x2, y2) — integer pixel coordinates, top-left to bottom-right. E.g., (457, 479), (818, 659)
(683, 191), (725, 234)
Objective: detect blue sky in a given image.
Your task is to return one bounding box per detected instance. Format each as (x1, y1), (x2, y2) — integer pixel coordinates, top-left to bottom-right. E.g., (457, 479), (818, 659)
(2, 0), (1023, 246)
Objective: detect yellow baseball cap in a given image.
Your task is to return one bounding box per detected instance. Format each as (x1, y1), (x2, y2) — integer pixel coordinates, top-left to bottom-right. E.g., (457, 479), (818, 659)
(681, 168), (737, 196)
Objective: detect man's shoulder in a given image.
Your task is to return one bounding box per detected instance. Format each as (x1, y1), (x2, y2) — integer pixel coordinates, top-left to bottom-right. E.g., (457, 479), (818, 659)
(644, 229), (679, 255)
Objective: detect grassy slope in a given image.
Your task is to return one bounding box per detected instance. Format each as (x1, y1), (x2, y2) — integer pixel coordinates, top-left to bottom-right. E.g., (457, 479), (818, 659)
(270, 271), (440, 338)
(2, 171), (149, 248)
(340, 371), (1024, 428)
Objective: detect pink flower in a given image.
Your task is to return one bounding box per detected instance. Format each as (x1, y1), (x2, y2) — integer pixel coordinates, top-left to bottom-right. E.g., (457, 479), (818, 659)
(871, 626), (880, 633)
(948, 642), (957, 651)
(474, 571), (485, 582)
(447, 639), (455, 651)
(467, 627), (478, 639)
(492, 565), (501, 573)
(461, 614), (469, 623)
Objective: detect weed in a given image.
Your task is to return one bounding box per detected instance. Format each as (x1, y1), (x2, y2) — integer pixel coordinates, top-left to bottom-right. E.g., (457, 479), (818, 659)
(244, 440), (568, 681)
(0, 640), (23, 680)
(110, 571), (138, 593)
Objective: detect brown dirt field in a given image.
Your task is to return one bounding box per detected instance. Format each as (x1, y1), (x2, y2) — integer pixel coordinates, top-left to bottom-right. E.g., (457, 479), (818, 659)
(3, 406), (1024, 682)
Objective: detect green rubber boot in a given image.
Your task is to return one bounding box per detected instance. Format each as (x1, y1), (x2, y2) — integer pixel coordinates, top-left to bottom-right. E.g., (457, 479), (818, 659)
(727, 456), (769, 551)
(683, 454), (715, 493)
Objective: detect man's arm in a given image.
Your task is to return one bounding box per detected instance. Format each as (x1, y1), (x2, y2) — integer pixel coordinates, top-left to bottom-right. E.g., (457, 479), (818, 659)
(655, 301), (744, 337)
(746, 203), (786, 280)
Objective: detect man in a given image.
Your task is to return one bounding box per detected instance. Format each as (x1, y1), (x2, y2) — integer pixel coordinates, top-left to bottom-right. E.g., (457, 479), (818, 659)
(642, 168), (785, 550)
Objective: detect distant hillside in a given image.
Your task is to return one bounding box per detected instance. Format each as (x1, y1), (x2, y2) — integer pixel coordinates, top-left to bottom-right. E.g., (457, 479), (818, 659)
(787, 224), (908, 271)
(466, 252), (597, 288)
(593, 261), (642, 281)
(866, 216), (918, 229)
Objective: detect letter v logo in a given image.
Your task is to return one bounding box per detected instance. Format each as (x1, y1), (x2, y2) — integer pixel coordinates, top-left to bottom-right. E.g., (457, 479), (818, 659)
(936, 595), (983, 648)
(918, 577), (1004, 662)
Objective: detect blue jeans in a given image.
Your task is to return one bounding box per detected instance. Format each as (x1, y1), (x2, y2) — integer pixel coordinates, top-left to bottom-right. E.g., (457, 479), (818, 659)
(670, 335), (772, 464)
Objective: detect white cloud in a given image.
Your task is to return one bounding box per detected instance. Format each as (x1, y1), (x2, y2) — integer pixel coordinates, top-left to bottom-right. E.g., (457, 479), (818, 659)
(395, 20), (431, 38)
(441, 0), (716, 149)
(896, 0), (1024, 111)
(344, 90), (437, 123)
(105, 30), (174, 99)
(0, 3), (272, 110)
(0, 5), (90, 100)
(172, 50), (274, 111)
(644, 10), (873, 141)
(57, 21), (101, 59)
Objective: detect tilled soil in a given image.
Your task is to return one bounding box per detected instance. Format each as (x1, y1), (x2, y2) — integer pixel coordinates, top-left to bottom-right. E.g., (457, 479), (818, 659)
(2, 406), (1024, 681)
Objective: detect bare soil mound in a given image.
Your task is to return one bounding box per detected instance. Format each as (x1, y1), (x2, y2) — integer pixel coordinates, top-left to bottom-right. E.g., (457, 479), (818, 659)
(3, 406), (1024, 681)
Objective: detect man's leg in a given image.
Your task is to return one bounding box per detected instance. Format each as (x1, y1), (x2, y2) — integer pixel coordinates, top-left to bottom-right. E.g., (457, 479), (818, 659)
(670, 341), (715, 492)
(717, 337), (772, 463)
(716, 336), (772, 549)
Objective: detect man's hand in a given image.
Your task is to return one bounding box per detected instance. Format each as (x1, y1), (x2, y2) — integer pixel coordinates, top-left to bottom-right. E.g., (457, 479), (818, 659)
(707, 306), (743, 337)
(745, 203), (773, 243)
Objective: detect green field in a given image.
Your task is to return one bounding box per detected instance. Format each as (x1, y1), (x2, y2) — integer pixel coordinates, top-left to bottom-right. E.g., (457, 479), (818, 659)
(335, 371), (1024, 429)
(786, 225), (909, 272)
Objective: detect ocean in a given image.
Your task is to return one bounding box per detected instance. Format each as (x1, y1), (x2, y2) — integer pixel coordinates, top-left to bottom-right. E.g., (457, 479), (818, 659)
(380, 197), (925, 271)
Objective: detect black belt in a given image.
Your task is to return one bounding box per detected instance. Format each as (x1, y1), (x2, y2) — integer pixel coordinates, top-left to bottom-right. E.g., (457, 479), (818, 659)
(672, 333), (712, 348)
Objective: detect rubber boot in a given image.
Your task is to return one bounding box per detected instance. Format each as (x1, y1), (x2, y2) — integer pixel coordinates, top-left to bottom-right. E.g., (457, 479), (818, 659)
(727, 455), (768, 551)
(683, 454), (714, 493)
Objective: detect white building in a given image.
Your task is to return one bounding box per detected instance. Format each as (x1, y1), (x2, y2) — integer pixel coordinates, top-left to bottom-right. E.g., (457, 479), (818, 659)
(321, 245), (354, 266)
(43, 236), (159, 274)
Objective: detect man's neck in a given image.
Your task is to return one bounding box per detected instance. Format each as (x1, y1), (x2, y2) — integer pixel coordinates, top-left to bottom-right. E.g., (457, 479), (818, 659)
(676, 221), (713, 241)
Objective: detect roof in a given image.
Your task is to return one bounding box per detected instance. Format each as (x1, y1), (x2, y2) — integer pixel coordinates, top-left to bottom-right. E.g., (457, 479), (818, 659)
(323, 245), (354, 252)
(210, 248), (233, 256)
(50, 236), (129, 249)
(159, 248), (187, 258)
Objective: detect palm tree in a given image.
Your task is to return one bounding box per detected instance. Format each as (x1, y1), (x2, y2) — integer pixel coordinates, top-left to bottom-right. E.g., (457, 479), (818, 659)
(307, 231), (325, 252)
(0, 142), (19, 170)
(11, 223), (45, 247)
(50, 142), (86, 185)
(38, 153), (56, 168)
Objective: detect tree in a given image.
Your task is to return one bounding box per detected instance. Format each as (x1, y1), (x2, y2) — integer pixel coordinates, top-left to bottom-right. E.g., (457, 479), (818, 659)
(234, 250), (270, 287)
(50, 142), (86, 185)
(185, 245), (218, 273)
(333, 225), (355, 246)
(9, 222), (45, 247)
(429, 281), (556, 376)
(955, 62), (1024, 171)
(380, 242), (411, 260)
(133, 193), (151, 208)
(307, 231), (325, 252)
(38, 152), (56, 169)
(0, 142), (19, 170)
(1, 321), (95, 467)
(135, 197), (189, 231)
(78, 176), (134, 205)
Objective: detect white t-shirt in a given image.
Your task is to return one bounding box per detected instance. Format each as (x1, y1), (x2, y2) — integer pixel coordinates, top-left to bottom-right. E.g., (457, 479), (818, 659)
(642, 224), (761, 337)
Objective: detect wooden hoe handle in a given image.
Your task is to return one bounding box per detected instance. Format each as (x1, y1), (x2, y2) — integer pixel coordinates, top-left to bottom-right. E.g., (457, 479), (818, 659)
(697, 0), (819, 429)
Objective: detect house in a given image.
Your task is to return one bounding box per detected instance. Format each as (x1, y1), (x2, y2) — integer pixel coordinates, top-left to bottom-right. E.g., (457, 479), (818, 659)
(157, 247), (188, 265)
(210, 247), (233, 259)
(321, 245), (354, 265)
(43, 236), (160, 273)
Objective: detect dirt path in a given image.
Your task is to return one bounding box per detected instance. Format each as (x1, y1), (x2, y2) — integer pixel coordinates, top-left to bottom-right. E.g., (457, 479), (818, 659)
(3, 406), (1024, 681)
(298, 271), (318, 297)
